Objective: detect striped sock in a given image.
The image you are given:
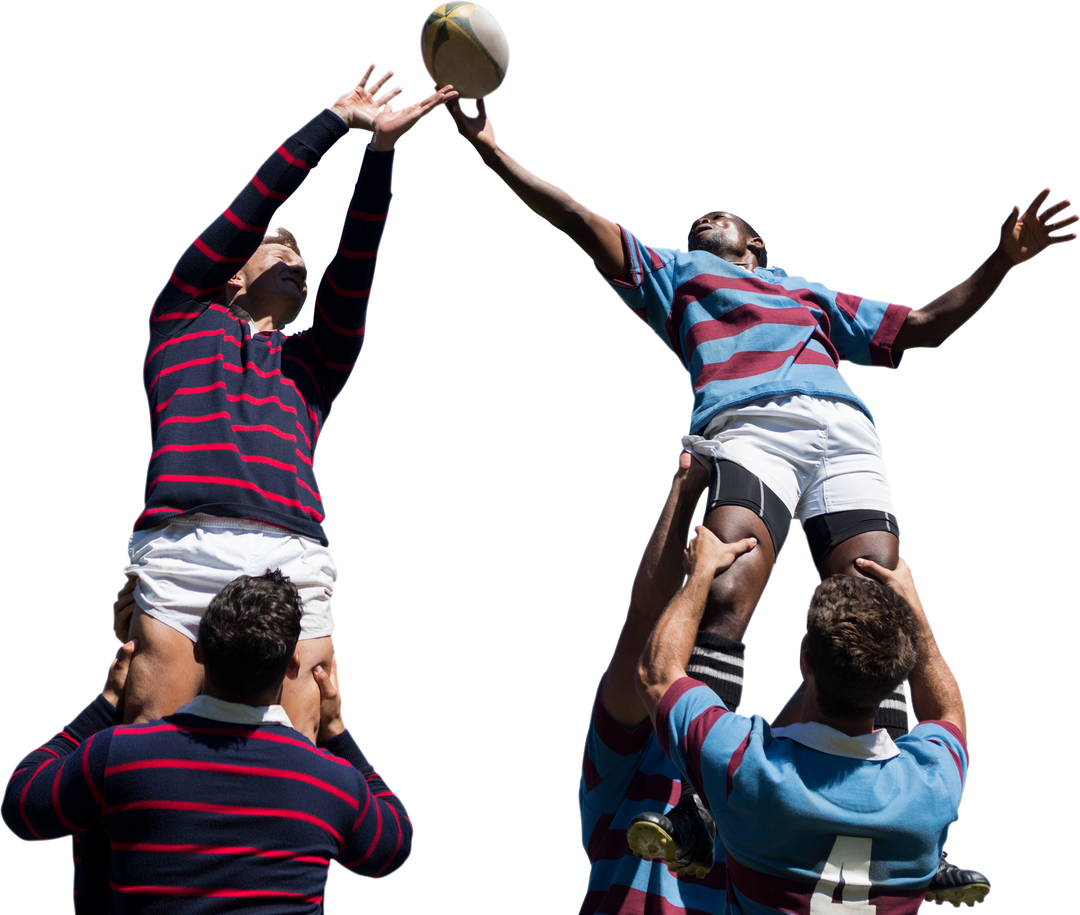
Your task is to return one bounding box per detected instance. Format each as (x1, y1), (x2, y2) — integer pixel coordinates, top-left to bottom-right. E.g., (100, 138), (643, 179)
(686, 632), (745, 711)
(874, 687), (909, 739)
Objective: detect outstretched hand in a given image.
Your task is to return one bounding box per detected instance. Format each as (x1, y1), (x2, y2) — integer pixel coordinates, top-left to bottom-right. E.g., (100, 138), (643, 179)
(996, 189), (1076, 266)
(684, 525), (756, 580)
(331, 66), (458, 151)
(447, 97), (497, 157)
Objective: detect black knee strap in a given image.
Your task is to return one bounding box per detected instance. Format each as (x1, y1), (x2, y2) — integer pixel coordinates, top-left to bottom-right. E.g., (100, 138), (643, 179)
(803, 510), (900, 568)
(706, 459), (791, 556)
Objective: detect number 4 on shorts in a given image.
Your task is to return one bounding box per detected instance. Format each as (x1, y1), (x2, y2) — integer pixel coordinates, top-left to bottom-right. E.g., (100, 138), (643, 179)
(809, 835), (876, 913)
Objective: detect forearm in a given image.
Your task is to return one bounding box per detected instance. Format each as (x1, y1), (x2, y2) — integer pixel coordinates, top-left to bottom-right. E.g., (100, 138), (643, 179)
(603, 468), (703, 725)
(636, 569), (713, 719)
(154, 110), (349, 321)
(894, 250), (1012, 350)
(908, 615), (966, 735)
(3, 695), (115, 840)
(477, 145), (626, 278)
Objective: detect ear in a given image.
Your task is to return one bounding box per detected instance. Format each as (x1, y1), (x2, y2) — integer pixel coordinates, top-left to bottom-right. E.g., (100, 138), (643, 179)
(226, 270), (246, 294)
(747, 236), (765, 262)
(193, 640), (203, 665)
(285, 650), (301, 681)
(798, 634), (811, 680)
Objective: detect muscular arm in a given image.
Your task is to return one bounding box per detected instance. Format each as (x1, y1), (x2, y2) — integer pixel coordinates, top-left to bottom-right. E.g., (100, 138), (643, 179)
(448, 99), (628, 280)
(894, 189), (1075, 350)
(856, 558), (966, 737)
(636, 528), (756, 724)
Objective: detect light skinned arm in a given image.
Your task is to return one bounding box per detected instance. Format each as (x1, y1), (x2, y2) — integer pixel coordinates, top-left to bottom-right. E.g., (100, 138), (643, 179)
(332, 65), (458, 151)
(635, 527), (757, 725)
(447, 99), (628, 280)
(601, 454), (708, 728)
(855, 557), (966, 737)
(893, 189), (1076, 350)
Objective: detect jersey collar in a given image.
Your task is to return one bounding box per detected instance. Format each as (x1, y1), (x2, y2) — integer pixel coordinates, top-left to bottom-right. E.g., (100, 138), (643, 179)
(771, 721), (899, 761)
(178, 694), (295, 729)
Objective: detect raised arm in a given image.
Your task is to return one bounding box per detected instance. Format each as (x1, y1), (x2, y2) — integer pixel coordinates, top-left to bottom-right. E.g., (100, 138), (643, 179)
(856, 558), (966, 737)
(448, 98), (628, 280)
(893, 189), (1076, 350)
(636, 527), (756, 724)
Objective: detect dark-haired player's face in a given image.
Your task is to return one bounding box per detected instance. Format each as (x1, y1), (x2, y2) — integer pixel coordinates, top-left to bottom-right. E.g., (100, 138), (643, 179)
(687, 211), (747, 255)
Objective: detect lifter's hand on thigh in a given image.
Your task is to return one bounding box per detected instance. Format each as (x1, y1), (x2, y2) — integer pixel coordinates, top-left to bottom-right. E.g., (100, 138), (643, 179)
(314, 657), (345, 744)
(103, 639), (138, 709)
(113, 575), (137, 642)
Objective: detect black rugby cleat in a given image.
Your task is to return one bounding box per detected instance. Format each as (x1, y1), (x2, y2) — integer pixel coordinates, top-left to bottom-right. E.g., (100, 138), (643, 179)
(626, 791), (716, 879)
(925, 852), (990, 907)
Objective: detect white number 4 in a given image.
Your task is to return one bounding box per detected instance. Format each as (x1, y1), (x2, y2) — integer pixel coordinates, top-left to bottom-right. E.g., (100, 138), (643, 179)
(809, 836), (877, 913)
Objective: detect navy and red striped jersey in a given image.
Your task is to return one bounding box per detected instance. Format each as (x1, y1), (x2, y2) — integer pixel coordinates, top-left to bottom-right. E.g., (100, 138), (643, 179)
(140, 109), (392, 545)
(3, 695), (411, 913)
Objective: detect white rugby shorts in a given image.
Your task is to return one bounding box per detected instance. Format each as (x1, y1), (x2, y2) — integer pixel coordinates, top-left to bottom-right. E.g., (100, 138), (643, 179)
(687, 394), (894, 522)
(126, 515), (336, 642)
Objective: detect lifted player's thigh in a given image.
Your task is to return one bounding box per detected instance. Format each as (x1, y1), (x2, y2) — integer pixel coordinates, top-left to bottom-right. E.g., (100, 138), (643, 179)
(125, 610), (203, 724)
(817, 529), (899, 578)
(281, 636), (334, 744)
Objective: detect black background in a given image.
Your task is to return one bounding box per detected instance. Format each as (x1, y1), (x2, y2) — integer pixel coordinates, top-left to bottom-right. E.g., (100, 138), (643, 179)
(8, 5), (1071, 907)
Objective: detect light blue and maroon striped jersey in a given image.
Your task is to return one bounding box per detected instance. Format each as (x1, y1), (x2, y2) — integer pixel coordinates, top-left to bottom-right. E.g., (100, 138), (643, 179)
(579, 684), (729, 915)
(3, 695), (411, 913)
(605, 229), (912, 434)
(140, 110), (392, 545)
(656, 678), (968, 915)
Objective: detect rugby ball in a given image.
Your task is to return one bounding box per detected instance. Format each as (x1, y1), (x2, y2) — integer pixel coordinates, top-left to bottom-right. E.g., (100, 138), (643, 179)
(421, 4), (509, 99)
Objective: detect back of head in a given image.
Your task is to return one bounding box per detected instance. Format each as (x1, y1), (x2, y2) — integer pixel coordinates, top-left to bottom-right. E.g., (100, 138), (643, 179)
(198, 569), (302, 699)
(806, 575), (919, 719)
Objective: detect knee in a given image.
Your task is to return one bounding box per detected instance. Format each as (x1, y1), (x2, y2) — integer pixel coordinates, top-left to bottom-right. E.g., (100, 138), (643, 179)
(701, 576), (757, 638)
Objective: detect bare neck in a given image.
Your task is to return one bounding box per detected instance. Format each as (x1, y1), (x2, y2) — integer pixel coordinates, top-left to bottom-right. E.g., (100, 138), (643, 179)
(799, 688), (876, 738)
(201, 676), (283, 709)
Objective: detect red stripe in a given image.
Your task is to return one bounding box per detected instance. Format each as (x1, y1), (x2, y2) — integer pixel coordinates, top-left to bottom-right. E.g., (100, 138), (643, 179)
(167, 272), (226, 298)
(282, 353), (329, 407)
(103, 799), (342, 844)
(227, 392), (297, 414)
(275, 145), (311, 173)
(337, 241), (377, 259)
(251, 175), (288, 202)
(322, 271), (370, 300)
(158, 412), (232, 428)
(371, 803), (404, 877)
(694, 348), (802, 389)
(314, 299), (366, 337)
(149, 354), (226, 390)
(223, 208), (267, 232)
(295, 448), (313, 466)
(146, 475), (323, 520)
(296, 478), (323, 502)
(153, 310), (203, 322)
(109, 881), (321, 902)
(111, 841), (328, 864)
(230, 423), (297, 441)
(19, 760), (54, 839)
(309, 334), (356, 373)
(347, 207), (387, 221)
(156, 382), (228, 413)
(151, 441), (299, 471)
(104, 759), (356, 808)
(193, 237), (249, 265)
(51, 764), (80, 833)
(349, 788), (383, 866)
(146, 329), (236, 370)
(294, 422), (312, 449)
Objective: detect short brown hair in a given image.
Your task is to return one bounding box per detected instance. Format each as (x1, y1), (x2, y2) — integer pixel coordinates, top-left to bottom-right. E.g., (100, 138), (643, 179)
(261, 227), (301, 257)
(198, 569), (302, 697)
(806, 575), (919, 719)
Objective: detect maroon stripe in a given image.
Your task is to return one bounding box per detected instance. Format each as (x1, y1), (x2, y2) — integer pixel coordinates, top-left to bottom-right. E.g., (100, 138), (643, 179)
(725, 733), (750, 800)
(869, 303), (911, 367)
(323, 271), (371, 300)
(685, 705), (730, 810)
(580, 884), (715, 915)
(835, 292), (862, 322)
(584, 813), (614, 863)
(654, 678), (708, 757)
(683, 303), (819, 349)
(590, 683), (653, 755)
(347, 207), (387, 221)
(581, 743), (602, 793)
(694, 348), (801, 390)
(336, 242), (377, 259)
(314, 299), (366, 337)
(622, 771), (680, 807)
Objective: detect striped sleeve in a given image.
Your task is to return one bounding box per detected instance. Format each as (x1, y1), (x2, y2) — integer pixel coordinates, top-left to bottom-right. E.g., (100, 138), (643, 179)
(2, 695), (115, 842)
(600, 227), (683, 359)
(321, 730), (412, 877)
(151, 109), (350, 335)
(298, 146), (394, 404)
(655, 677), (752, 817)
(811, 282), (912, 369)
(899, 721), (969, 801)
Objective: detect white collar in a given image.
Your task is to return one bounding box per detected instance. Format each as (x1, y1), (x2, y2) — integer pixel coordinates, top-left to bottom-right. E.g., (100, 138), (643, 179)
(771, 721), (899, 761)
(177, 694), (295, 729)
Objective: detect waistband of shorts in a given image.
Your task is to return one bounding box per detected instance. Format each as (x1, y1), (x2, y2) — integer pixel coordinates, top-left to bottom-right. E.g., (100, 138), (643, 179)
(160, 513), (296, 535)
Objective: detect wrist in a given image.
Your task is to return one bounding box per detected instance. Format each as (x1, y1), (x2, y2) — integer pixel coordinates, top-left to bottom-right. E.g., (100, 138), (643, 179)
(987, 247), (1016, 274)
(369, 131), (395, 152)
(329, 105), (350, 126)
(319, 718), (346, 742)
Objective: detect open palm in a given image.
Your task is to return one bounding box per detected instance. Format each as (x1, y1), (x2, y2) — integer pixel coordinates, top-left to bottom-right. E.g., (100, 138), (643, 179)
(999, 189), (1076, 265)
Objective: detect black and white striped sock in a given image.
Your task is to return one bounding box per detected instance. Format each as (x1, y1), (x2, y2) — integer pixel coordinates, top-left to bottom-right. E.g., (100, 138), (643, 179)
(686, 632), (745, 711)
(874, 686), (909, 739)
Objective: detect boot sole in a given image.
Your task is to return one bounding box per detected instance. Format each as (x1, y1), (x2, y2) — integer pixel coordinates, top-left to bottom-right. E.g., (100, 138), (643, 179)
(925, 883), (990, 907)
(626, 821), (711, 879)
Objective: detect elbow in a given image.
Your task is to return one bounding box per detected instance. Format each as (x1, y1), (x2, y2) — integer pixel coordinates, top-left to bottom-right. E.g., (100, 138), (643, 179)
(374, 822), (413, 878)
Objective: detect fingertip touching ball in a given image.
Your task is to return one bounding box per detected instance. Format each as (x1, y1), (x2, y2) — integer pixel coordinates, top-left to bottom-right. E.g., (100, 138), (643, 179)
(421, 3), (509, 99)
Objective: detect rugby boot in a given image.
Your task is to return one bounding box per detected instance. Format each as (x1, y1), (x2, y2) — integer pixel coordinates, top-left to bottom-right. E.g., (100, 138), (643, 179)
(626, 789), (716, 879)
(925, 852), (990, 907)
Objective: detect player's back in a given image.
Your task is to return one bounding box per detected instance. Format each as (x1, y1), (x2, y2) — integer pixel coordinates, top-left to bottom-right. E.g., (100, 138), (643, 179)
(717, 720), (965, 915)
(103, 713), (364, 912)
